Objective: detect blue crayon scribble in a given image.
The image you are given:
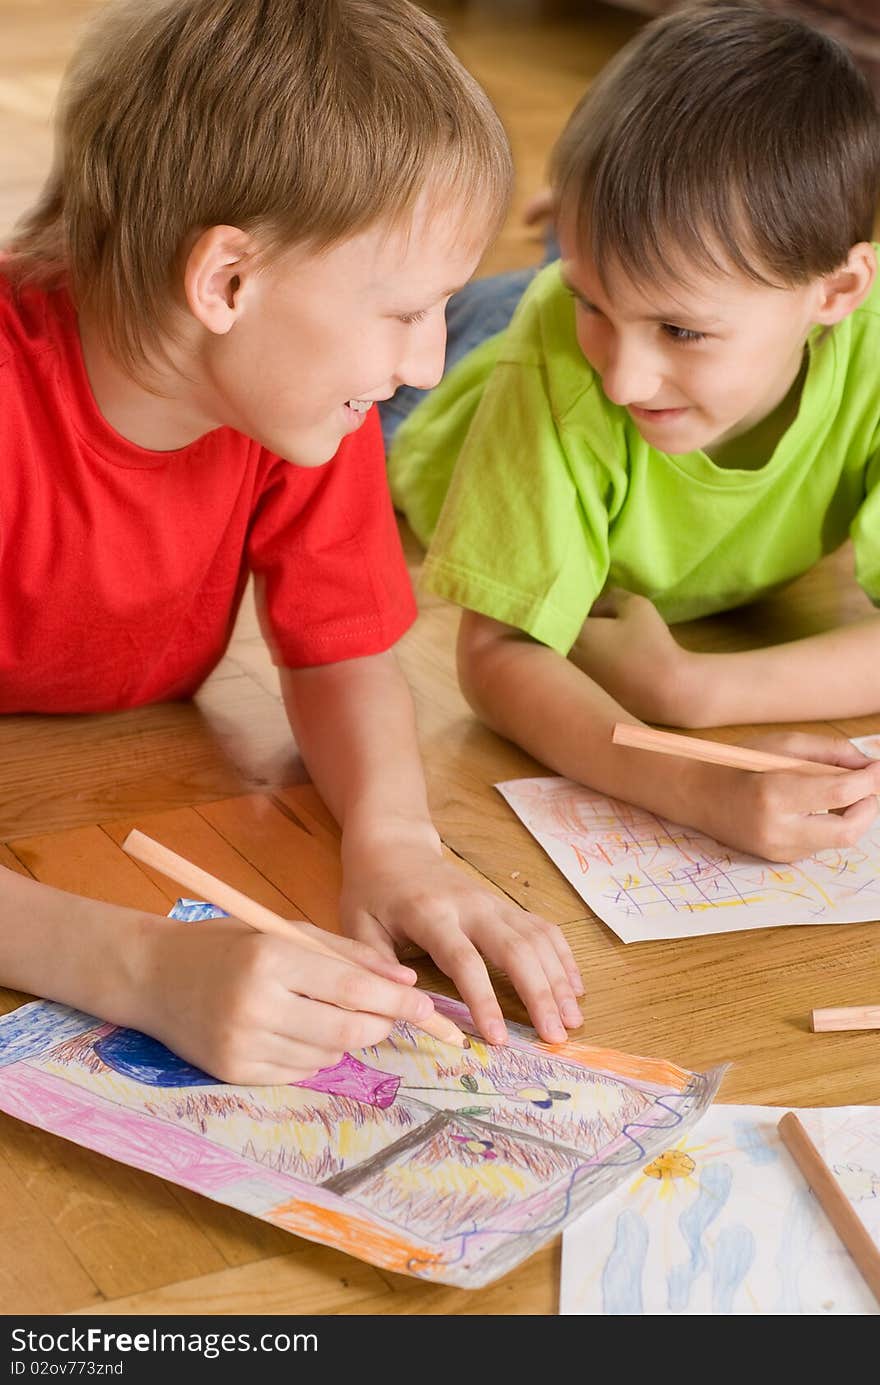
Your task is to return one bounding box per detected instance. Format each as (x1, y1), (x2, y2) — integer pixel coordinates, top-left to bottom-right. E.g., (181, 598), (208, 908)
(668, 1160), (732, 1310)
(602, 1209), (648, 1314)
(732, 1119), (777, 1166)
(775, 1187), (817, 1314)
(94, 1027), (217, 1087)
(0, 1000), (97, 1069)
(711, 1224), (756, 1313)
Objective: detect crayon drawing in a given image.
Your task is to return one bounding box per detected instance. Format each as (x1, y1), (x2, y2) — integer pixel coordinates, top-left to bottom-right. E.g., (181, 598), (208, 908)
(498, 735), (880, 943)
(0, 901), (723, 1288)
(561, 1103), (880, 1315)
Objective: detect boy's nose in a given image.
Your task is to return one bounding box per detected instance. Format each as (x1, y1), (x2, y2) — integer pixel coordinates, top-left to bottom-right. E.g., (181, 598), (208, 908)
(600, 344), (662, 407)
(397, 319), (447, 392)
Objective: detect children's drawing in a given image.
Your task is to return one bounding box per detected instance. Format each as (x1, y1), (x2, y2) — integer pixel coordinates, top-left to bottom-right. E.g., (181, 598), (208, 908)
(498, 735), (880, 943)
(560, 1103), (880, 1315)
(0, 900), (724, 1288)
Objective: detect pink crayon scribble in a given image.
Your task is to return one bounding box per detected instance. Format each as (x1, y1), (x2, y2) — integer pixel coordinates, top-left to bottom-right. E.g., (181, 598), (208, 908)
(294, 1053), (400, 1108)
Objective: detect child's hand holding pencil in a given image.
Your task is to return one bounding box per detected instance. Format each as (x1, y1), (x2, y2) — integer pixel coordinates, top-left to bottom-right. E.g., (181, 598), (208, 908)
(123, 830), (463, 1085)
(612, 722), (880, 863)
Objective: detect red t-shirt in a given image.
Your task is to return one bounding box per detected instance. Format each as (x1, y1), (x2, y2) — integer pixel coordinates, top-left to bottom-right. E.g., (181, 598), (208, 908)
(0, 275), (417, 713)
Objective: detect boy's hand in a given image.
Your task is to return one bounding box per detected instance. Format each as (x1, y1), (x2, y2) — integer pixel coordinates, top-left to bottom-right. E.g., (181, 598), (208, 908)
(138, 916), (434, 1085)
(339, 834), (584, 1046)
(522, 186), (555, 229)
(694, 730), (880, 861)
(573, 588), (694, 724)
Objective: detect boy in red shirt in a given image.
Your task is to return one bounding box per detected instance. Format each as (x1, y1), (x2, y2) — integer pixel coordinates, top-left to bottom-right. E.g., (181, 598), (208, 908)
(0, 0), (583, 1082)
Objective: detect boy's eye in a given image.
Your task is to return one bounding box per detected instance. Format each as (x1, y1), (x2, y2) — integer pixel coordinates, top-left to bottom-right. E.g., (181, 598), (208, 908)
(662, 323), (705, 343)
(565, 287), (598, 315)
(398, 309), (428, 325)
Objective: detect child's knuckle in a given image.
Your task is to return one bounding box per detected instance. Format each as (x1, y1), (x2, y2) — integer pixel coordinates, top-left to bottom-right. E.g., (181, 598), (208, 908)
(335, 971), (374, 1013)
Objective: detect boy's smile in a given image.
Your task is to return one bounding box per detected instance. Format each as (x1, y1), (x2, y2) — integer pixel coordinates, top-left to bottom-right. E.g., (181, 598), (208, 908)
(558, 227), (832, 461)
(198, 191), (487, 468)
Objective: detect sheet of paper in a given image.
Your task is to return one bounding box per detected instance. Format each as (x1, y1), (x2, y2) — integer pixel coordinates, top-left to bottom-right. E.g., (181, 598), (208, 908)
(0, 900), (724, 1289)
(497, 735), (880, 943)
(560, 1102), (880, 1315)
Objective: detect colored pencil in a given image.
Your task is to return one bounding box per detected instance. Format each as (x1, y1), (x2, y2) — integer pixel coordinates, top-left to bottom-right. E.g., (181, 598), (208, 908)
(612, 722), (845, 776)
(778, 1111), (880, 1306)
(811, 1005), (880, 1033)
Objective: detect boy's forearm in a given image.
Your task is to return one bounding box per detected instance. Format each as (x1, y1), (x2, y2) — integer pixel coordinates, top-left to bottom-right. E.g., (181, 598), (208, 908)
(279, 652), (441, 854)
(684, 617), (880, 728)
(0, 868), (155, 1025)
(459, 627), (705, 824)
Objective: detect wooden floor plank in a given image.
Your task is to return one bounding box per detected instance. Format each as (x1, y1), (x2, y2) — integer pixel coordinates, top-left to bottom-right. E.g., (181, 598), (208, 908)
(8, 824), (173, 914)
(164, 1184), (304, 1269)
(102, 806), (301, 920)
(0, 692), (290, 842)
(69, 1246), (393, 1317)
(196, 795), (344, 933)
(272, 785), (341, 841)
(0, 1145), (102, 1314)
(0, 1117), (228, 1302)
(349, 1245), (558, 1315)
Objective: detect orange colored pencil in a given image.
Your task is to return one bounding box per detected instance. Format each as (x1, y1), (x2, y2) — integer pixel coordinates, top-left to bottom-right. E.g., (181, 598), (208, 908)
(612, 722), (844, 776)
(811, 1005), (880, 1033)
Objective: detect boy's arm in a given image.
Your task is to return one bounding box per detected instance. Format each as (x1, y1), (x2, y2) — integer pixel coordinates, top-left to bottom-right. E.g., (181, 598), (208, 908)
(570, 589), (880, 728)
(0, 862), (433, 1084)
(679, 617), (880, 727)
(457, 610), (880, 861)
(278, 649), (584, 1045)
(0, 870), (152, 1022)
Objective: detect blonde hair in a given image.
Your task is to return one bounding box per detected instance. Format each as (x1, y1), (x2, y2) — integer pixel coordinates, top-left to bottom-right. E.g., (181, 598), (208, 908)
(6, 0), (512, 375)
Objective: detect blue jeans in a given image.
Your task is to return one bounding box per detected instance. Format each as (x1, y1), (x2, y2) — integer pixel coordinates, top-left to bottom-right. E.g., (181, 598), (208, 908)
(378, 235), (559, 452)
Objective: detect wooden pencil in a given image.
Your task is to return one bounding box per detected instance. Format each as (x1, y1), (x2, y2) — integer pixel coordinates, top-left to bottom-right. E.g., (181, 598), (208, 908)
(612, 722), (846, 776)
(811, 1005), (880, 1033)
(777, 1111), (880, 1307)
(122, 828), (469, 1049)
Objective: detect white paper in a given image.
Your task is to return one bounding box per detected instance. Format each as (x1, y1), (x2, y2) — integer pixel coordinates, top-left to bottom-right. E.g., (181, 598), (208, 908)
(497, 735), (880, 943)
(560, 1103), (880, 1315)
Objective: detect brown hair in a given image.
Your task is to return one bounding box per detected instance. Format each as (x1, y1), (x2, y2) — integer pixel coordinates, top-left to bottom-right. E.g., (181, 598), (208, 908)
(550, 1), (880, 289)
(5, 0), (512, 375)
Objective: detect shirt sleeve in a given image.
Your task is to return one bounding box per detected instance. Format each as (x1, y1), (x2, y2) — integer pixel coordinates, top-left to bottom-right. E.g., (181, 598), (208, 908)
(851, 439), (880, 603)
(247, 408), (416, 667)
(422, 352), (620, 656)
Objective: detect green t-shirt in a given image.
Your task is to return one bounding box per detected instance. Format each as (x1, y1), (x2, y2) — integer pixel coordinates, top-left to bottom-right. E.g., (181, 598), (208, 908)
(388, 261), (880, 655)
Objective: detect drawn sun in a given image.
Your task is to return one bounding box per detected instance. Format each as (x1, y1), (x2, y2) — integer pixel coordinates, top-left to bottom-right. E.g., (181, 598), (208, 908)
(643, 1148), (696, 1181)
(632, 1139), (711, 1200)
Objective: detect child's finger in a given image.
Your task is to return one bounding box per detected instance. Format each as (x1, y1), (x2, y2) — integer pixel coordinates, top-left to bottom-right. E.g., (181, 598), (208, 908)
(786, 792), (879, 856)
(282, 949), (435, 1029)
(530, 911), (584, 995)
(473, 915), (577, 1041)
(500, 910), (584, 1024)
(294, 918), (412, 980)
(521, 187), (554, 225)
(800, 760), (880, 813)
(417, 930), (508, 1044)
(823, 793), (880, 840)
(274, 992), (400, 1053)
(767, 731), (875, 770)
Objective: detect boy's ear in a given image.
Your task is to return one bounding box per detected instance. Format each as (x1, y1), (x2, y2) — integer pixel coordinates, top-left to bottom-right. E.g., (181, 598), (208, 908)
(813, 242), (877, 326)
(183, 226), (259, 334)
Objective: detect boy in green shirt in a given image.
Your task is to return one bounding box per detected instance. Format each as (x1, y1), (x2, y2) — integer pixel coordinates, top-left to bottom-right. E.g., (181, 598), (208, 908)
(388, 1), (880, 864)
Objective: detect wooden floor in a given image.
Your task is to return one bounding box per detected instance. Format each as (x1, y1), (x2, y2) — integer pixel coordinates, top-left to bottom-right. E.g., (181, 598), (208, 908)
(1, 0), (880, 1318)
